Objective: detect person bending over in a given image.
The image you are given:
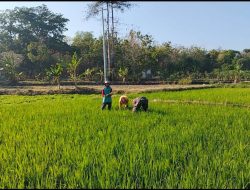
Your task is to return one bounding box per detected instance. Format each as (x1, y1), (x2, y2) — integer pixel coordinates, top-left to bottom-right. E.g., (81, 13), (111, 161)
(119, 95), (129, 109)
(132, 97), (148, 112)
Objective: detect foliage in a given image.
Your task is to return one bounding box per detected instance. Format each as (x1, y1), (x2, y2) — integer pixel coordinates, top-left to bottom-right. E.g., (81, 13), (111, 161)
(71, 32), (101, 73)
(85, 1), (132, 20)
(1, 5), (250, 82)
(0, 51), (24, 82)
(178, 76), (193, 85)
(0, 4), (69, 53)
(27, 42), (50, 63)
(80, 68), (96, 81)
(67, 52), (82, 88)
(95, 69), (104, 82)
(46, 63), (63, 89)
(27, 42), (52, 76)
(0, 4), (70, 78)
(118, 67), (128, 82)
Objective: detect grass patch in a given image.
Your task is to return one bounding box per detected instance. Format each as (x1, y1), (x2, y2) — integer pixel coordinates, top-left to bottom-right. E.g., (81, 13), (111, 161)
(0, 88), (249, 188)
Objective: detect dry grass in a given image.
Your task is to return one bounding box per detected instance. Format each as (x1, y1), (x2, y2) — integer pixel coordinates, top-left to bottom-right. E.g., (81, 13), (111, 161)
(0, 84), (213, 95)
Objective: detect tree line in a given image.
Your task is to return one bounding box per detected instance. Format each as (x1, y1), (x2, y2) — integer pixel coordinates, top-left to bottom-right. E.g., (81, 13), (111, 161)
(1, 4), (250, 86)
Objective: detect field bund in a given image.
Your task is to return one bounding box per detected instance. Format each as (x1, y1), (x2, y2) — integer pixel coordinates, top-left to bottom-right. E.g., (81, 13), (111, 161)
(0, 84), (213, 95)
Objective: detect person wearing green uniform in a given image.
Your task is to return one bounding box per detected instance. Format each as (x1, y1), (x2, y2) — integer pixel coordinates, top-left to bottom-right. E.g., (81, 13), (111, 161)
(101, 81), (113, 110)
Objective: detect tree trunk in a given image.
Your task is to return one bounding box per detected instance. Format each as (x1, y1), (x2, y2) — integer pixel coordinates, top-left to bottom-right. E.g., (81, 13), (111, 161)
(57, 77), (60, 90)
(234, 74), (240, 84)
(74, 69), (77, 89)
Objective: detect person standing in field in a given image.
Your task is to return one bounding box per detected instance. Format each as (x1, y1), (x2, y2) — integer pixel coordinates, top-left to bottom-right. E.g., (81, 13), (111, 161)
(132, 97), (148, 112)
(101, 80), (113, 110)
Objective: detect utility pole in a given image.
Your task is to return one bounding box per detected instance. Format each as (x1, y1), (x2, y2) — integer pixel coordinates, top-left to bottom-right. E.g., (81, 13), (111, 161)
(110, 3), (115, 81)
(106, 2), (111, 81)
(102, 8), (107, 82)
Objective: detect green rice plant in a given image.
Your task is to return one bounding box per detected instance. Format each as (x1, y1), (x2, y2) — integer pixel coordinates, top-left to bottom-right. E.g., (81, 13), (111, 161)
(0, 88), (249, 188)
(140, 87), (250, 105)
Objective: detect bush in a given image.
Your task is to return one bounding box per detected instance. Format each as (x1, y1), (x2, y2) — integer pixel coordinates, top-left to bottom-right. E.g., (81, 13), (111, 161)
(178, 76), (192, 85)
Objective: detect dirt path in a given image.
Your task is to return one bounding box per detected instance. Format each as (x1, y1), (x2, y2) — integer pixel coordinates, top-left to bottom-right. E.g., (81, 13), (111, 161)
(0, 84), (213, 95)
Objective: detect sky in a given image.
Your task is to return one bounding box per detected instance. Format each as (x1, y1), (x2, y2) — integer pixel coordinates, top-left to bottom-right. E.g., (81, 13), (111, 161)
(0, 1), (250, 51)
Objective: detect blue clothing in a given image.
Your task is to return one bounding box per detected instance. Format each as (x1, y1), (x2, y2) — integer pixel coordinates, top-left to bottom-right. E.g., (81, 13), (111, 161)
(102, 86), (112, 103)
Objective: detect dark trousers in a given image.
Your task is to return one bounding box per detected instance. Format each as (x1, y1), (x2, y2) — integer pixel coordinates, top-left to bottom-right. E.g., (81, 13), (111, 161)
(138, 99), (148, 111)
(101, 102), (112, 110)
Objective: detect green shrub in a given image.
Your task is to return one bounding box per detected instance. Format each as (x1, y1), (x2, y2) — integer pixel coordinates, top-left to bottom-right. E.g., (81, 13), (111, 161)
(178, 76), (192, 85)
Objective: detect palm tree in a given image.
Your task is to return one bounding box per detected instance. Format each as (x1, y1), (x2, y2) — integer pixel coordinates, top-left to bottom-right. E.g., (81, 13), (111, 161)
(96, 69), (104, 81)
(47, 63), (63, 89)
(67, 52), (82, 89)
(118, 67), (128, 83)
(234, 63), (242, 83)
(82, 68), (95, 81)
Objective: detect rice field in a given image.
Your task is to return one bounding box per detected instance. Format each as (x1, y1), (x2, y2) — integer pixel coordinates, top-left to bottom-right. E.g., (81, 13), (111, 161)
(0, 88), (249, 188)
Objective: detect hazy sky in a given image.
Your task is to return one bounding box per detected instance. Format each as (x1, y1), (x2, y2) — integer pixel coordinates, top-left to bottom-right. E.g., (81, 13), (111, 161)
(1, 1), (250, 51)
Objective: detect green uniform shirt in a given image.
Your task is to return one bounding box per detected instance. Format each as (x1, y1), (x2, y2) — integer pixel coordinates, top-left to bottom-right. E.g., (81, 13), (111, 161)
(102, 86), (112, 103)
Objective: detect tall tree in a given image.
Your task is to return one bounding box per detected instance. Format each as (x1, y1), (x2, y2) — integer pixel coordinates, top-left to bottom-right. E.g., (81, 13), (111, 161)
(153, 42), (175, 79)
(27, 42), (52, 76)
(0, 4), (69, 53)
(85, 1), (132, 81)
(0, 4), (70, 78)
(121, 30), (144, 81)
(217, 50), (240, 66)
(72, 32), (96, 71)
